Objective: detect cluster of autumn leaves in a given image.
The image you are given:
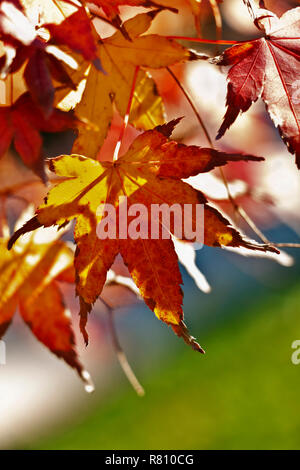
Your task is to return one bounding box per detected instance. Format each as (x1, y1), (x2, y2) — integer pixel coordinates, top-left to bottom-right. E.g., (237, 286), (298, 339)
(0, 0), (299, 387)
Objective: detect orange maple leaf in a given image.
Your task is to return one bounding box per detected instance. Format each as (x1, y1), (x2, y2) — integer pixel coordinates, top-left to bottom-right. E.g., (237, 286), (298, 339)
(0, 207), (92, 386)
(88, 0), (177, 39)
(8, 121), (278, 350)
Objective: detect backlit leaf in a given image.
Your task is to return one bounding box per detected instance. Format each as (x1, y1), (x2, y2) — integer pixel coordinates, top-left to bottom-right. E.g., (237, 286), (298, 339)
(8, 121), (276, 350)
(211, 6), (300, 167)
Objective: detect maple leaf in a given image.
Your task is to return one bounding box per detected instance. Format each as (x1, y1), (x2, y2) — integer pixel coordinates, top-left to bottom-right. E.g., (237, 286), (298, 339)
(88, 0), (177, 39)
(0, 207), (92, 386)
(44, 8), (99, 63)
(90, 0), (175, 17)
(0, 92), (77, 178)
(1, 5), (101, 116)
(8, 120), (277, 351)
(211, 5), (300, 167)
(0, 0), (37, 76)
(65, 10), (200, 158)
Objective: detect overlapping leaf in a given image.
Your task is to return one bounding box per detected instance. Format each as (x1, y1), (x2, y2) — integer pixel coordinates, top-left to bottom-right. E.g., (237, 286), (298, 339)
(20, 0), (78, 23)
(8, 121), (277, 350)
(0, 208), (89, 384)
(90, 0), (173, 18)
(0, 92), (77, 177)
(212, 5), (300, 167)
(0, 5), (100, 115)
(44, 8), (99, 63)
(88, 0), (177, 38)
(62, 10), (200, 158)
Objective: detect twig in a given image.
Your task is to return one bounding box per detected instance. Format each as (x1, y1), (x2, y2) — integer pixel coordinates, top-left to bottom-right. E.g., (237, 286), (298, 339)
(167, 66), (300, 250)
(274, 243), (300, 248)
(209, 0), (223, 51)
(194, 0), (202, 38)
(52, 0), (67, 18)
(218, 167), (270, 241)
(101, 298), (145, 396)
(166, 67), (213, 147)
(242, 0), (259, 20)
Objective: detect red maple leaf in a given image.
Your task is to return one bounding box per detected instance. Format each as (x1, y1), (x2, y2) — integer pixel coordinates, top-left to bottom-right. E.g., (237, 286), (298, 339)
(0, 6), (101, 116)
(0, 92), (77, 178)
(212, 6), (300, 167)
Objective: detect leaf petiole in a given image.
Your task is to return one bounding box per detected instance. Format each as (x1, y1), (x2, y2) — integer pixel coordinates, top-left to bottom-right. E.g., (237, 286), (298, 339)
(165, 36), (239, 45)
(113, 65), (140, 162)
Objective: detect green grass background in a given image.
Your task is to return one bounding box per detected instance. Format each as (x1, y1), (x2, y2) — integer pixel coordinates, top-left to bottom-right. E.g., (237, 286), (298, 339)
(24, 283), (300, 450)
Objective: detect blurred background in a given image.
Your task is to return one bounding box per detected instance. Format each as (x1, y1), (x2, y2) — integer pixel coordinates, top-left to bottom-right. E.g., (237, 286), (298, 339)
(1, 0), (300, 450)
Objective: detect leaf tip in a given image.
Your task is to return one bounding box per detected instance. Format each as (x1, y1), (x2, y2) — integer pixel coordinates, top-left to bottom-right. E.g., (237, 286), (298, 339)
(172, 320), (205, 353)
(155, 117), (183, 137)
(7, 216), (41, 250)
(79, 296), (92, 346)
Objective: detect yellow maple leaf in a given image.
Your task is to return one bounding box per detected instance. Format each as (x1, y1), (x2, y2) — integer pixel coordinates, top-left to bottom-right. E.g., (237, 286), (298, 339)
(58, 10), (199, 158)
(8, 122), (277, 350)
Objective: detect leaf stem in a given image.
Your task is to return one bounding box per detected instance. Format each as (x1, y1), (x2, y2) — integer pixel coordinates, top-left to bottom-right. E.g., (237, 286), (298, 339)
(165, 36), (238, 45)
(113, 65), (140, 162)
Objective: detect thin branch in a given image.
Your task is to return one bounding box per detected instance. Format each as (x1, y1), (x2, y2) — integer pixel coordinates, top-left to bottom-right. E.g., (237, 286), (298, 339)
(166, 67), (213, 147)
(0, 196), (9, 238)
(218, 167), (269, 241)
(274, 243), (300, 248)
(167, 65), (300, 250)
(101, 298), (145, 397)
(113, 65), (140, 162)
(52, 0), (67, 18)
(242, 0), (259, 20)
(194, 0), (202, 38)
(209, 0), (223, 48)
